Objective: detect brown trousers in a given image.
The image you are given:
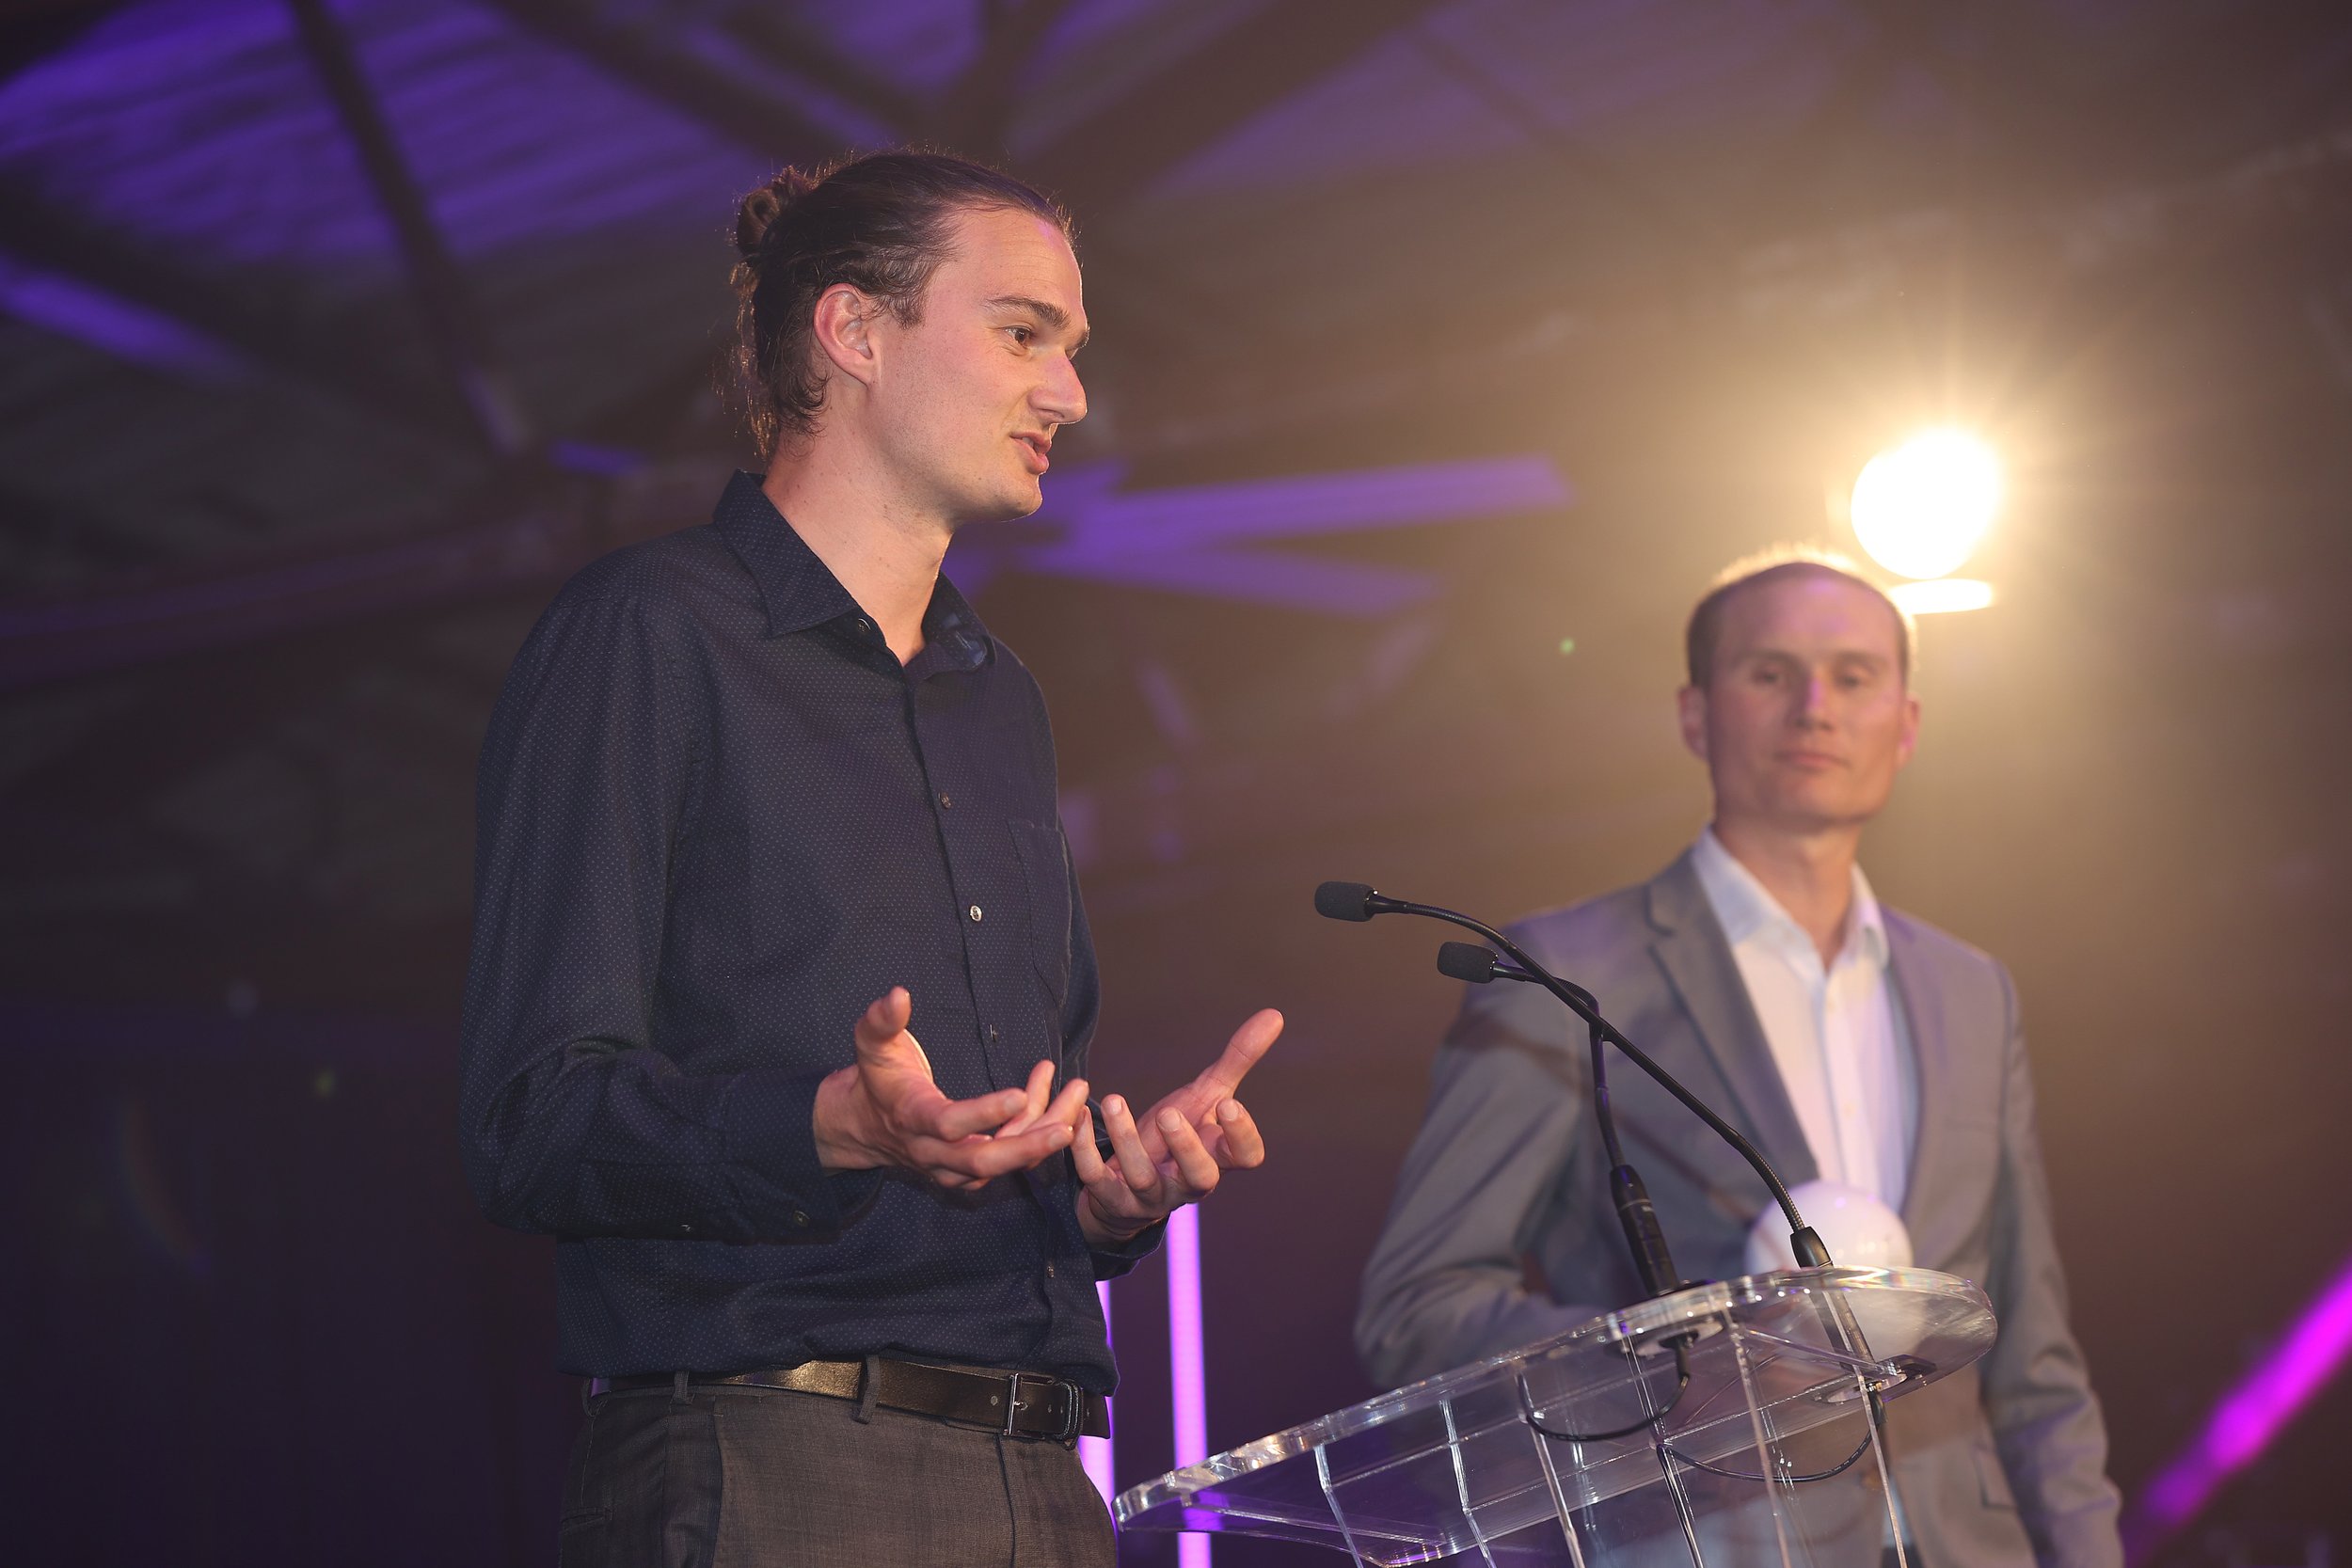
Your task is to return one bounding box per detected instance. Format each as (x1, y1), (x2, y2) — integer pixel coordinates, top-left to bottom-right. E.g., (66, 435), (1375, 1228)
(560, 1381), (1118, 1567)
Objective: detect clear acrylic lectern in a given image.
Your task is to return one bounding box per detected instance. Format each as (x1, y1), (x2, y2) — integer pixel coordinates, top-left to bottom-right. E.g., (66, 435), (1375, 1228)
(1116, 1266), (1995, 1567)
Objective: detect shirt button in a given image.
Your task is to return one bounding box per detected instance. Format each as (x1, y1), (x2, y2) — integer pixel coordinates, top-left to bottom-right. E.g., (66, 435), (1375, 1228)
(938, 792), (953, 809)
(790, 1210), (810, 1229)
(678, 1222), (693, 1235)
(1045, 1259), (1057, 1279)
(969, 904), (984, 923)
(986, 1023), (1001, 1042)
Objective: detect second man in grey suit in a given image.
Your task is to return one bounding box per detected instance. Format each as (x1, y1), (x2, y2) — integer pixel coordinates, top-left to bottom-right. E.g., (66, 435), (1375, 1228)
(1357, 551), (2122, 1568)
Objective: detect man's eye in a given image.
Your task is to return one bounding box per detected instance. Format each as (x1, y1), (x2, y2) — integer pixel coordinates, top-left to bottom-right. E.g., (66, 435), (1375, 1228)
(1008, 325), (1034, 346)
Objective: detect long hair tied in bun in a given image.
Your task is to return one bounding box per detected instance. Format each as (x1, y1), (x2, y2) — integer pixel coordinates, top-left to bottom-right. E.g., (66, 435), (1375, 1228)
(725, 150), (1070, 456)
(734, 167), (818, 262)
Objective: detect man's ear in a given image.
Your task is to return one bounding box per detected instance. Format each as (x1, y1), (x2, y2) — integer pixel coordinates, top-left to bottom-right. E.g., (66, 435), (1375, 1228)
(1894, 690), (1921, 770)
(1675, 683), (1709, 763)
(810, 284), (882, 390)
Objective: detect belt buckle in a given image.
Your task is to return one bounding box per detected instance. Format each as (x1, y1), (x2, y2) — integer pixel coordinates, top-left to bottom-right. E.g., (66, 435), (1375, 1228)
(1003, 1371), (1081, 1441)
(1000, 1370), (1028, 1436)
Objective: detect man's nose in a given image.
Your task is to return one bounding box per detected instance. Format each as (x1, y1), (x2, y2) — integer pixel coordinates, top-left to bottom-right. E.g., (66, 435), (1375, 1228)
(1794, 673), (1835, 723)
(1037, 356), (1087, 427)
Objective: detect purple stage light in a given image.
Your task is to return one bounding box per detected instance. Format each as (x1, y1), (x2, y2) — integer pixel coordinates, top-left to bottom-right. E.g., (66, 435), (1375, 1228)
(0, 252), (251, 385)
(1054, 544), (1438, 617)
(1168, 1203), (1212, 1567)
(1080, 1280), (1116, 1507)
(547, 439), (644, 478)
(2124, 1250), (2352, 1562)
(1045, 455), (1571, 551)
(1010, 455), (1573, 616)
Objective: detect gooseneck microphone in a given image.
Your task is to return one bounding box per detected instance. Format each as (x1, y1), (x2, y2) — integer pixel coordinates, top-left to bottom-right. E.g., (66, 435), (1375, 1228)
(1319, 881), (1832, 1297)
(1435, 940), (1525, 984)
(1312, 881), (1403, 922)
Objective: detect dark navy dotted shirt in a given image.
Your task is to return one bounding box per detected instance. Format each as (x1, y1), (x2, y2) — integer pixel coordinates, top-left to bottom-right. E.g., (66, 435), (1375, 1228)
(459, 471), (1152, 1390)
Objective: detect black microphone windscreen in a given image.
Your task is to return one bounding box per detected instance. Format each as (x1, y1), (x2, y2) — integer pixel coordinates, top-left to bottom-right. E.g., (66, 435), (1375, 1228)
(1437, 942), (1499, 983)
(1314, 880), (1377, 922)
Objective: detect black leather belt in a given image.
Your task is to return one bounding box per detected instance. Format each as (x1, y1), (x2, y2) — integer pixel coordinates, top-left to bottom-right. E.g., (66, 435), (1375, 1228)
(587, 1357), (1108, 1441)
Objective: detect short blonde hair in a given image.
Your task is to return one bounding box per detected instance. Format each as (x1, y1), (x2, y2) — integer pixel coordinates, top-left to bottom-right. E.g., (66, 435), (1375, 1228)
(1684, 545), (1916, 689)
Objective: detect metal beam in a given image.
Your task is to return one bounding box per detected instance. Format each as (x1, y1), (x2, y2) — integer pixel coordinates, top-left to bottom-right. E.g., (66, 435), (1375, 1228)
(1407, 24), (1742, 299)
(469, 1), (1211, 432)
(939, 0), (1082, 158)
(11, 119), (2348, 684)
(0, 176), (472, 441)
(0, 503), (549, 689)
(1021, 0), (1451, 214)
(477, 0), (859, 169)
(1118, 122), (2352, 452)
(0, 0), (132, 87)
(286, 0), (529, 457)
(716, 7), (930, 140)
(0, 453), (730, 689)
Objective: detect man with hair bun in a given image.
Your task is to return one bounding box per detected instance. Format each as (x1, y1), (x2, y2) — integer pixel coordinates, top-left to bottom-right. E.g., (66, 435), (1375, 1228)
(460, 150), (1279, 1565)
(1359, 548), (2123, 1567)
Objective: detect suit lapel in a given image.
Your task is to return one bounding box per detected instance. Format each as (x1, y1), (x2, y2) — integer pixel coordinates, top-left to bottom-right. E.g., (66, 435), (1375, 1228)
(1885, 917), (1956, 1252)
(1644, 853), (1819, 1187)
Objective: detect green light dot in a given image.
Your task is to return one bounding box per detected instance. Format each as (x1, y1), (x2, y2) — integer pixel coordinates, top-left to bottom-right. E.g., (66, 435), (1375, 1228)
(1557, 638), (1577, 655)
(313, 1069), (337, 1100)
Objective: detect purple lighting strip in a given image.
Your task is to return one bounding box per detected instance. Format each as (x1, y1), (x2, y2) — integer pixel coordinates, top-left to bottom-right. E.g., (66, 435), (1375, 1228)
(1080, 1281), (1115, 1507)
(1000, 454), (1574, 617)
(1168, 1204), (1211, 1568)
(2124, 1249), (2352, 1561)
(0, 252), (251, 386)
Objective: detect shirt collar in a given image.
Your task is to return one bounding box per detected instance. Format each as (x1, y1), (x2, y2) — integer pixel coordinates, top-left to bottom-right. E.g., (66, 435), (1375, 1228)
(1690, 826), (1889, 971)
(918, 571), (992, 672)
(709, 470), (993, 668)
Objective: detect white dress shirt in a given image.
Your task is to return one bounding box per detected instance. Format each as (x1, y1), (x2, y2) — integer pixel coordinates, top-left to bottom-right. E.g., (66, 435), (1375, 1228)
(1689, 828), (1916, 1211)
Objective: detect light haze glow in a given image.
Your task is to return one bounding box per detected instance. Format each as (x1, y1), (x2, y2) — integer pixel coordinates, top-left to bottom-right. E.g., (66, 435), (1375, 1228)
(1851, 429), (2002, 579)
(1888, 578), (1995, 615)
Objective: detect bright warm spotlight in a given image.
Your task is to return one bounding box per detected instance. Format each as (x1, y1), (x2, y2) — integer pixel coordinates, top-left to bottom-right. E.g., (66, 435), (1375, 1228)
(1850, 428), (2002, 579)
(1888, 578), (1994, 616)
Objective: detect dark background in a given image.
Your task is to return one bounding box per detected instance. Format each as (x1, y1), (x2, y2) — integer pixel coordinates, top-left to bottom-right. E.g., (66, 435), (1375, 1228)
(4, 2), (2349, 1564)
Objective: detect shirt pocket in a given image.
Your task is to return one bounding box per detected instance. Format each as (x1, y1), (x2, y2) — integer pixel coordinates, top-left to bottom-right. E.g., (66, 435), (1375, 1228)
(1010, 819), (1073, 1007)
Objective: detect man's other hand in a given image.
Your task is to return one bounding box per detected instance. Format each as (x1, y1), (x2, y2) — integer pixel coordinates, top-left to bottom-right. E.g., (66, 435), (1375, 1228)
(812, 988), (1087, 1190)
(1074, 1007), (1280, 1244)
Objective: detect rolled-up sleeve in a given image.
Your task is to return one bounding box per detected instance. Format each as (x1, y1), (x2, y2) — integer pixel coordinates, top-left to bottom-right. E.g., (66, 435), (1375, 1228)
(457, 594), (859, 1243)
(1041, 805), (1167, 1280)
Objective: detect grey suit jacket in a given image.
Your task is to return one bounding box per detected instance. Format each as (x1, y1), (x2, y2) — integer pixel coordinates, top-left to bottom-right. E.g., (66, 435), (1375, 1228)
(1356, 851), (2123, 1568)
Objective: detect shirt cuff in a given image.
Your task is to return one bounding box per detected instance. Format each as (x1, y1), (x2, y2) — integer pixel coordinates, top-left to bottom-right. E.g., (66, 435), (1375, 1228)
(1088, 1214), (1167, 1280)
(723, 1067), (881, 1238)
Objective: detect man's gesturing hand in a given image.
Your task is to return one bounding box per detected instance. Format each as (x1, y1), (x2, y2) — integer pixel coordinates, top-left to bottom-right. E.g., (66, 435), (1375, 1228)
(1073, 1007), (1281, 1245)
(813, 988), (1088, 1190)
